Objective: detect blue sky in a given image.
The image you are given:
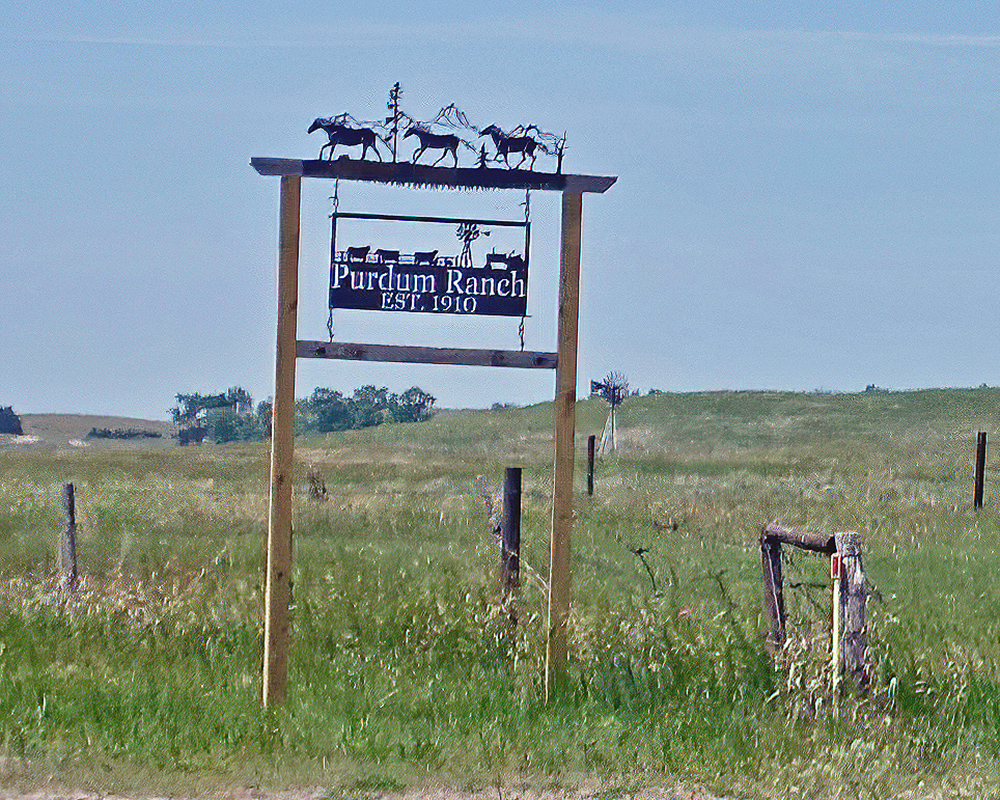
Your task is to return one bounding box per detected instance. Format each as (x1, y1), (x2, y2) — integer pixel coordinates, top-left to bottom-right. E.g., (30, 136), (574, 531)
(3, 3), (999, 418)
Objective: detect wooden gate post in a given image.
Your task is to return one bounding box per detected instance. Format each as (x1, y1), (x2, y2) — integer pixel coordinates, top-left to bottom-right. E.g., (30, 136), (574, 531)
(263, 174), (300, 707)
(760, 530), (785, 652)
(835, 531), (867, 685)
(545, 190), (583, 700)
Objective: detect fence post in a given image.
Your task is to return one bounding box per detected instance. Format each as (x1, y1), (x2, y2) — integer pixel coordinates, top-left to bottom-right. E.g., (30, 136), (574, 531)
(587, 434), (596, 496)
(759, 529), (785, 652)
(501, 467), (522, 594)
(61, 483), (78, 593)
(831, 551), (842, 700)
(836, 532), (867, 686)
(974, 431), (987, 510)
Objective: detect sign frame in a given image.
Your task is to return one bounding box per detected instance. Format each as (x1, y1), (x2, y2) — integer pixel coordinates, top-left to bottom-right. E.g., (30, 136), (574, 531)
(328, 210), (530, 318)
(251, 157), (615, 705)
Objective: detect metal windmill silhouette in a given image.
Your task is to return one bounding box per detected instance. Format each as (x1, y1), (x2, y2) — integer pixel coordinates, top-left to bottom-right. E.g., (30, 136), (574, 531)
(456, 221), (489, 267)
(590, 372), (629, 455)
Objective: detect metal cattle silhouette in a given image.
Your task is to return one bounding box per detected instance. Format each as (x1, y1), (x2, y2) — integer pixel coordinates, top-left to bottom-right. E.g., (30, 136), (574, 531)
(308, 118), (384, 161)
(345, 245), (371, 262)
(412, 249), (439, 265)
(479, 124), (539, 169)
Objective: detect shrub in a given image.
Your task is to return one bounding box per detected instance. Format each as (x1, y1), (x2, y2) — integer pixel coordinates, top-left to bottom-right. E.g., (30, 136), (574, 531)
(0, 406), (23, 436)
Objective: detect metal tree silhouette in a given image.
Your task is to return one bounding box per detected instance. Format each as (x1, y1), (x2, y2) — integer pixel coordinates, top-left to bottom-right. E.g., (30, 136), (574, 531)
(385, 82), (403, 162)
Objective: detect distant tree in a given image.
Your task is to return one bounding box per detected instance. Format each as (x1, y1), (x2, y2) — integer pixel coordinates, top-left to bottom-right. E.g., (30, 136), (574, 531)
(350, 385), (392, 428)
(210, 414), (239, 444)
(227, 386), (253, 414)
(0, 407), (23, 436)
(255, 399), (273, 438)
(171, 386), (258, 443)
(301, 388), (352, 433)
(171, 393), (223, 426)
(392, 387), (435, 422)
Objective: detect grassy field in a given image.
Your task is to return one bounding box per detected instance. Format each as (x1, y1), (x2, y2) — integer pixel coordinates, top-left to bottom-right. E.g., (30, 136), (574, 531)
(3, 389), (1000, 798)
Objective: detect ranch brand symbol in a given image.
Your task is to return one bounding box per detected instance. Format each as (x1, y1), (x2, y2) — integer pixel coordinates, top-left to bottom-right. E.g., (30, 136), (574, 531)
(328, 214), (529, 317)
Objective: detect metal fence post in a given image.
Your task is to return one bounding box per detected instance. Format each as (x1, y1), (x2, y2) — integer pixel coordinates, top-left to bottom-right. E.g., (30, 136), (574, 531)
(61, 483), (78, 593)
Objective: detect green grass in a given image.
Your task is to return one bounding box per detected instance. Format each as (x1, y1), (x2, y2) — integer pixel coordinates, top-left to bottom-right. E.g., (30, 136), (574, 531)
(4, 388), (1000, 797)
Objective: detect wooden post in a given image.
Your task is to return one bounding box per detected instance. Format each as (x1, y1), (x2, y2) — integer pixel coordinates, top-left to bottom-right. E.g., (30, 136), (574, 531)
(760, 530), (785, 652)
(545, 190), (583, 700)
(263, 175), (300, 707)
(831, 552), (842, 701)
(974, 431), (987, 509)
(501, 467), (521, 593)
(836, 532), (867, 685)
(61, 483), (78, 593)
(586, 434), (596, 496)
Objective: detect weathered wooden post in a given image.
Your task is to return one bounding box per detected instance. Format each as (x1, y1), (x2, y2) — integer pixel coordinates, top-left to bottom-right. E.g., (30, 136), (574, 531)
(60, 483), (78, 593)
(546, 190), (583, 701)
(974, 431), (987, 509)
(262, 174), (300, 707)
(760, 528), (786, 652)
(836, 531), (867, 685)
(830, 551), (842, 699)
(586, 434), (596, 496)
(501, 467), (521, 594)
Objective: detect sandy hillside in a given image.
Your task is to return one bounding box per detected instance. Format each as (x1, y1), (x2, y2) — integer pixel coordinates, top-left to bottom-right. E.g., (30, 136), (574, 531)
(0, 414), (176, 451)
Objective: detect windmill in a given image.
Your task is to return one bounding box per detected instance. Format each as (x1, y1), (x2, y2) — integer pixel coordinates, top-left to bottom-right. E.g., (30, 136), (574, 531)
(456, 221), (489, 266)
(590, 372), (628, 456)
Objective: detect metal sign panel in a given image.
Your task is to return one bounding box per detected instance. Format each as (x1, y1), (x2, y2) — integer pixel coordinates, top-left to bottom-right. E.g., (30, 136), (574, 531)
(328, 212), (529, 317)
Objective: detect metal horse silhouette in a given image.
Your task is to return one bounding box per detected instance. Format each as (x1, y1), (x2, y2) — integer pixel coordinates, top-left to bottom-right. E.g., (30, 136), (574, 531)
(308, 118), (384, 161)
(479, 124), (539, 169)
(403, 126), (460, 167)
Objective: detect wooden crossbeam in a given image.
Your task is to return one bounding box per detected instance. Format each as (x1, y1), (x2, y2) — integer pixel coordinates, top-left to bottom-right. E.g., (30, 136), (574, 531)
(251, 157), (617, 194)
(296, 340), (557, 369)
(762, 522), (836, 553)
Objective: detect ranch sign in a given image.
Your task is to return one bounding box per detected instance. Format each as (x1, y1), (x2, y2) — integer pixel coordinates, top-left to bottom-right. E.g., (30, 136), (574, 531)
(329, 212), (529, 317)
(251, 83), (616, 708)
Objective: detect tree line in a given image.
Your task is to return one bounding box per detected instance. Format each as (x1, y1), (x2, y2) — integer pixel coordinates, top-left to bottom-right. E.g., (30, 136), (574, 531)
(171, 385), (435, 444)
